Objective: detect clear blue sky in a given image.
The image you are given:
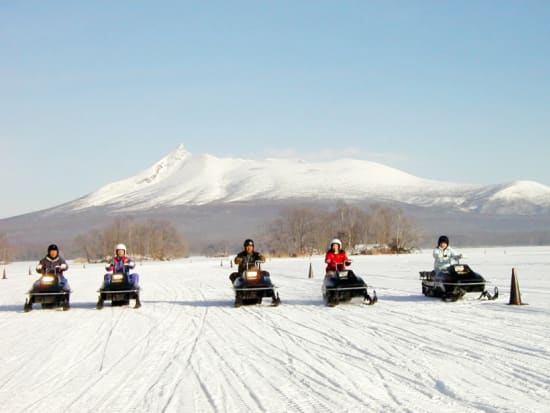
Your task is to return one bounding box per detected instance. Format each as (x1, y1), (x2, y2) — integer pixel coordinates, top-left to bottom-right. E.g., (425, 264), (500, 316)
(1, 1), (549, 218)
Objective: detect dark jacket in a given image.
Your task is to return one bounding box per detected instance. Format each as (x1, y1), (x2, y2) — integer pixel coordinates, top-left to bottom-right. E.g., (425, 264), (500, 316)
(36, 255), (69, 275)
(234, 251), (266, 273)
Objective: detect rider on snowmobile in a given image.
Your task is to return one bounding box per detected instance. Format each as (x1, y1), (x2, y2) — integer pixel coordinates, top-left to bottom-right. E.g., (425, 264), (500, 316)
(229, 239), (267, 283)
(103, 243), (140, 288)
(433, 235), (463, 274)
(35, 244), (70, 291)
(324, 238), (352, 276)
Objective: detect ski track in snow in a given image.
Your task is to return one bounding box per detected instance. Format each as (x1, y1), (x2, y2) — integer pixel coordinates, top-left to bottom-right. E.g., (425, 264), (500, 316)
(0, 247), (549, 412)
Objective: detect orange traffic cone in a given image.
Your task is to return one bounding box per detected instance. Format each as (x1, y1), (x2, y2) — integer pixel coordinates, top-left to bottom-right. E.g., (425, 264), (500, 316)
(308, 262), (314, 279)
(508, 268), (526, 305)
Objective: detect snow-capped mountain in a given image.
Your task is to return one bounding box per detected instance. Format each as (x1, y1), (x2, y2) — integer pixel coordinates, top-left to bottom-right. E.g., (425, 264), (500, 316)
(473, 181), (550, 214)
(68, 144), (550, 215)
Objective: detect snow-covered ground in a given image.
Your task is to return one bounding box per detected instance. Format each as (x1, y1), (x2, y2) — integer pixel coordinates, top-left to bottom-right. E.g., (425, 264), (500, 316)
(0, 247), (549, 412)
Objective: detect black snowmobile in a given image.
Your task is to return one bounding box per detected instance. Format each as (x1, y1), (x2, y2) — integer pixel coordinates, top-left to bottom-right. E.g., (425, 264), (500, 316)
(420, 262), (498, 302)
(97, 271), (141, 309)
(322, 263), (377, 306)
(24, 268), (71, 312)
(233, 261), (280, 307)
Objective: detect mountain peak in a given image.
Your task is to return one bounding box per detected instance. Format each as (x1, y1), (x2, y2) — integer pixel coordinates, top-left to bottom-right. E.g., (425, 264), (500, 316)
(491, 180), (550, 201)
(172, 143), (189, 159)
(136, 144), (190, 184)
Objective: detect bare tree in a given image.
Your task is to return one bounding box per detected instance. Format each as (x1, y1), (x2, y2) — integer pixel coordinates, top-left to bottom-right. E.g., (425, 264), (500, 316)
(73, 219), (188, 261)
(369, 205), (394, 245)
(287, 208), (318, 254)
(389, 209), (418, 252)
(0, 232), (14, 264)
(263, 204), (418, 257)
(331, 203), (369, 250)
(264, 208), (320, 256)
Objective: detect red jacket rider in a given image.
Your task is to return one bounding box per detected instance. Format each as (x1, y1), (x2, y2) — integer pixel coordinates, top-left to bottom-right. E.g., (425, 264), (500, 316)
(325, 238), (351, 272)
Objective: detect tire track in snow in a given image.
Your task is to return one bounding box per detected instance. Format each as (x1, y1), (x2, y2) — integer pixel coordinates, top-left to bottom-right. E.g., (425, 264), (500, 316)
(15, 310), (125, 412)
(66, 275), (201, 412)
(240, 307), (334, 413)
(193, 306), (270, 412)
(158, 288), (212, 413)
(100, 287), (204, 412)
(209, 305), (386, 411)
(205, 305), (336, 412)
(98, 306), (125, 371)
(191, 333), (267, 413)
(269, 307), (396, 411)
(347, 301), (550, 411)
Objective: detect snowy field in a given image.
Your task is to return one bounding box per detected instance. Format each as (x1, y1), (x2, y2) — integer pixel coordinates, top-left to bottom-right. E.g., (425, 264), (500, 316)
(0, 247), (549, 413)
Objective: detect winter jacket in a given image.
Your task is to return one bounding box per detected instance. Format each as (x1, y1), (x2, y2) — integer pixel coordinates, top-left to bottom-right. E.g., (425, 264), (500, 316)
(234, 251), (266, 273)
(105, 256), (136, 275)
(325, 250), (351, 272)
(433, 247), (462, 272)
(36, 255), (68, 275)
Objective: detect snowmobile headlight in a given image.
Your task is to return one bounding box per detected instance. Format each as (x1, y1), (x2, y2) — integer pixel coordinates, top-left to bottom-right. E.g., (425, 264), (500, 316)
(245, 270), (259, 280)
(454, 265), (465, 273)
(338, 271), (349, 279)
(112, 273), (125, 282)
(41, 275), (56, 284)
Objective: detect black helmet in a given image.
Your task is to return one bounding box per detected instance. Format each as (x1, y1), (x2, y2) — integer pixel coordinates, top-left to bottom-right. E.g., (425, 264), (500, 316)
(438, 235), (449, 246)
(243, 239), (254, 247)
(47, 244), (59, 253)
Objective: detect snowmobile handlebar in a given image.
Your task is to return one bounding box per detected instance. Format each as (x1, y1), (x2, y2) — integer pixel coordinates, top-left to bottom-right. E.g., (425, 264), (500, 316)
(240, 260), (263, 271)
(38, 264), (64, 273)
(326, 259), (352, 266)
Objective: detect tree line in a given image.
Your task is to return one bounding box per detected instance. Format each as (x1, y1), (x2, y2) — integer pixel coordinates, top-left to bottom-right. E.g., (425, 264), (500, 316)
(261, 203), (418, 256)
(75, 219), (188, 261)
(0, 232), (14, 264)
(1, 205), (416, 262)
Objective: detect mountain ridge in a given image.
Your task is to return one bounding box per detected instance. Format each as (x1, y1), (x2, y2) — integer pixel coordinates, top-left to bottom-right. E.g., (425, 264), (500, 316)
(64, 144), (550, 216)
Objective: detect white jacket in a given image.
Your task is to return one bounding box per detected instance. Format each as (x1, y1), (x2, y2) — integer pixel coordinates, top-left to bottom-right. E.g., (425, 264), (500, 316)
(433, 246), (462, 272)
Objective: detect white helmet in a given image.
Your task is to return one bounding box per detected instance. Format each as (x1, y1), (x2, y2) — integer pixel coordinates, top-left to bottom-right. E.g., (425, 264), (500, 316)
(115, 243), (127, 254)
(329, 238), (342, 249)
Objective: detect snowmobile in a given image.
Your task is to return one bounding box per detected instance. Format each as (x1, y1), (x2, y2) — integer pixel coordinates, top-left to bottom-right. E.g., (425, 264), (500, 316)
(233, 261), (280, 307)
(419, 261), (498, 302)
(322, 262), (377, 306)
(24, 268), (71, 312)
(97, 270), (141, 309)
